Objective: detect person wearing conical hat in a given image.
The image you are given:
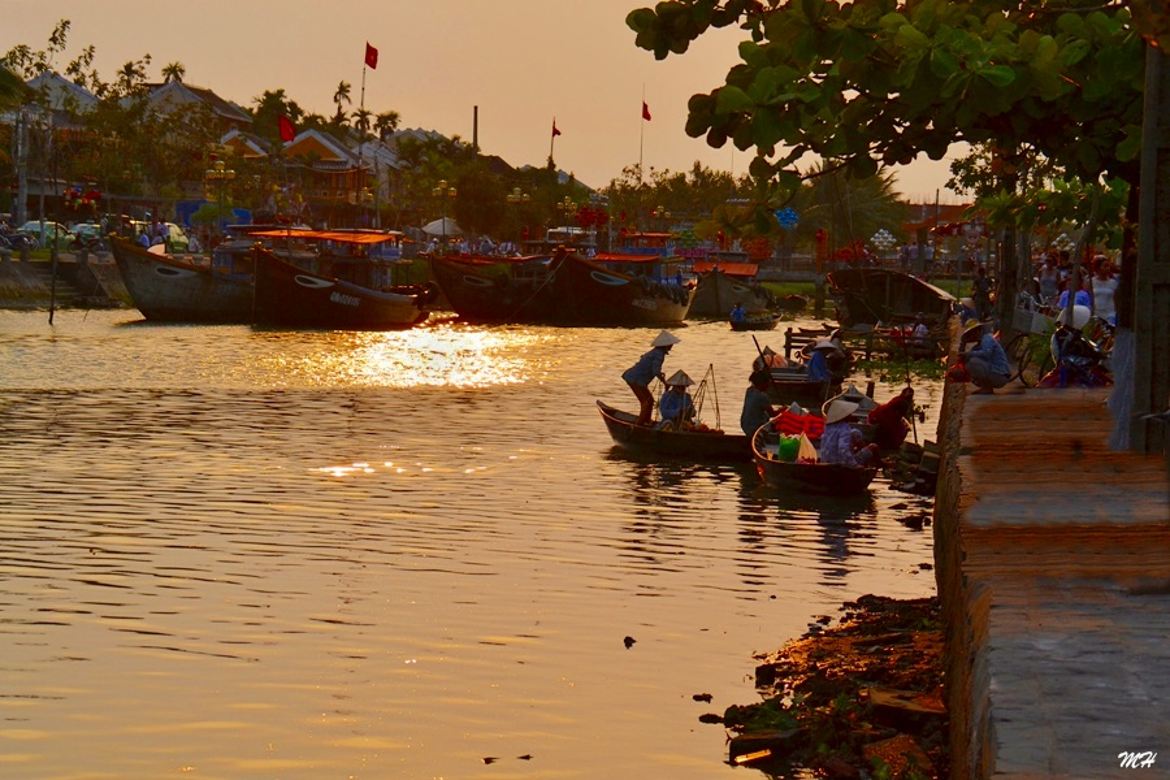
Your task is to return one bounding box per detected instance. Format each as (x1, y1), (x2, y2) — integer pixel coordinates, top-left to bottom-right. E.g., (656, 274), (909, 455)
(659, 369), (697, 428)
(958, 319), (1011, 395)
(818, 398), (879, 467)
(806, 338), (838, 383)
(622, 330), (680, 425)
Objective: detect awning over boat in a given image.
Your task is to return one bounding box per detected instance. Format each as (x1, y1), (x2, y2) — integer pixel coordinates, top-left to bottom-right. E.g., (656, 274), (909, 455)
(248, 228), (404, 245)
(692, 261), (759, 278)
(593, 252), (684, 264)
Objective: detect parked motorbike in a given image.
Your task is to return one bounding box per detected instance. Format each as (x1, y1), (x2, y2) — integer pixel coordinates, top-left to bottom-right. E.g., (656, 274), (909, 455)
(1037, 322), (1113, 388)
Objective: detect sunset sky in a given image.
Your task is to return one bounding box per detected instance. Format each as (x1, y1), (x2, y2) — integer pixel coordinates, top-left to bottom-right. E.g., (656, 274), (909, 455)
(3, 0), (963, 203)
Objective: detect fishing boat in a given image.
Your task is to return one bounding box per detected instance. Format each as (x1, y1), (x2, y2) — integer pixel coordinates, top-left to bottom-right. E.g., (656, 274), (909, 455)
(430, 249), (694, 326)
(763, 365), (839, 408)
(730, 311), (783, 331)
(689, 260), (774, 319)
(252, 246), (431, 330)
(751, 423), (878, 495)
(110, 235), (253, 323)
(596, 401), (752, 461)
(826, 267), (955, 327)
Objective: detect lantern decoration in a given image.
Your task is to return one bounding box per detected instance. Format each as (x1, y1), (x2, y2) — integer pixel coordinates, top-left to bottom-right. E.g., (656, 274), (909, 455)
(774, 207), (799, 230)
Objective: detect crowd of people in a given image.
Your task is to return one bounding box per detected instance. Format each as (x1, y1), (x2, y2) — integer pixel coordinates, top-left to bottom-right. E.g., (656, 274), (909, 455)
(1028, 248), (1120, 326)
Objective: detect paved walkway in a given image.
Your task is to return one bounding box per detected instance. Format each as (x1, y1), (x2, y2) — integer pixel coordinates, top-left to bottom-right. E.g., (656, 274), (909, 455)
(957, 386), (1170, 778)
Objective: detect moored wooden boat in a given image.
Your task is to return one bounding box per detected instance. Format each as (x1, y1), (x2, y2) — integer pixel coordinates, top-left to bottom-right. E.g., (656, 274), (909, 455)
(764, 365), (840, 408)
(751, 424), (877, 494)
(689, 262), (772, 318)
(252, 247), (430, 330)
(430, 250), (694, 326)
(110, 235), (253, 323)
(597, 400), (752, 461)
(826, 267), (954, 327)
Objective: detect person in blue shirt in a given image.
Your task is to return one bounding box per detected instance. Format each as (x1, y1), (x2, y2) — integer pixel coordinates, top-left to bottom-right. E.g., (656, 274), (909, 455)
(960, 321), (1011, 394)
(806, 339), (838, 383)
(729, 302), (747, 324)
(622, 330), (680, 425)
(1057, 286), (1092, 309)
(658, 370), (697, 428)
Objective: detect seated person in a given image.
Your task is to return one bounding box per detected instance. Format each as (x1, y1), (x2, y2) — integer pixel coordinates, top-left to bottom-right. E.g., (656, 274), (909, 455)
(658, 370), (697, 428)
(910, 314), (930, 348)
(1057, 285), (1092, 309)
(729, 302), (747, 324)
(806, 339), (838, 383)
(959, 321), (1011, 394)
(867, 387), (914, 450)
(818, 398), (880, 466)
(740, 369), (777, 436)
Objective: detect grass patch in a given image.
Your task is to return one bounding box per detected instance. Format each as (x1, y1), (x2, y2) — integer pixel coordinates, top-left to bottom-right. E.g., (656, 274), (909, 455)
(761, 280), (817, 299)
(853, 357), (947, 381)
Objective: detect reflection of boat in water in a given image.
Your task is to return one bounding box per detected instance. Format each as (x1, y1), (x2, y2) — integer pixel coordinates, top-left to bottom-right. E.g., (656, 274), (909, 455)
(430, 249), (693, 326)
(826, 268), (954, 327)
(252, 246), (431, 330)
(596, 401), (752, 462)
(110, 235), (253, 323)
(751, 424), (878, 495)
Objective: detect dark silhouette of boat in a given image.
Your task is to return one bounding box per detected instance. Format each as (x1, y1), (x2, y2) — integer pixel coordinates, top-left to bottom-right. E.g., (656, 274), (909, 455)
(751, 423), (877, 494)
(252, 246), (431, 330)
(596, 401), (752, 461)
(826, 268), (954, 327)
(730, 311), (782, 331)
(110, 235), (254, 323)
(689, 261), (775, 319)
(430, 249), (693, 325)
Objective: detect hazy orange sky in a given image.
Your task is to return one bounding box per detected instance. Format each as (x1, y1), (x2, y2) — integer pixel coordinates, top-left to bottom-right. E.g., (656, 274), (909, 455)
(4, 0), (963, 202)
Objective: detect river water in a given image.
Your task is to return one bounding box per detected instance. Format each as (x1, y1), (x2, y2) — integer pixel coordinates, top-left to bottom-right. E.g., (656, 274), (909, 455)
(0, 309), (939, 779)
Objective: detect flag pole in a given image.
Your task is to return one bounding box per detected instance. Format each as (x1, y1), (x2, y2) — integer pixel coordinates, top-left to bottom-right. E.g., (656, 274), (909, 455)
(639, 86), (645, 184)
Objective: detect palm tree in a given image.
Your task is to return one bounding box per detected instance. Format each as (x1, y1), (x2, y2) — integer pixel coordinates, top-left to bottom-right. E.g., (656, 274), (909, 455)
(332, 80), (352, 124)
(161, 61), (185, 83)
(352, 107), (372, 139)
(114, 57), (150, 97)
(374, 110), (400, 140)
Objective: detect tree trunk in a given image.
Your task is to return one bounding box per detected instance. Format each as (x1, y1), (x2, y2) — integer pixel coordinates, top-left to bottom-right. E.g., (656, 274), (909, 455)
(1131, 45), (1170, 455)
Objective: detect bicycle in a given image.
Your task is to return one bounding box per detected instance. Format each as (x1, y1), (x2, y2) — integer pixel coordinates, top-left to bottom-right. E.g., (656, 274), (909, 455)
(1003, 330), (1050, 388)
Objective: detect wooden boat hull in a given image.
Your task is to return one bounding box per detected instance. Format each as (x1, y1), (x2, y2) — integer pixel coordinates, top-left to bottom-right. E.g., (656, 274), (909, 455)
(826, 268), (954, 327)
(754, 457), (877, 494)
(253, 248), (427, 330)
(731, 313), (781, 331)
(597, 401), (752, 461)
(431, 254), (693, 326)
(110, 236), (252, 323)
(765, 367), (840, 409)
(688, 268), (771, 318)
(751, 425), (877, 495)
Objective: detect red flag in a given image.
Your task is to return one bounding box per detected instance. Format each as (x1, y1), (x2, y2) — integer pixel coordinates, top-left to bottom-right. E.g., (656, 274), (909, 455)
(365, 42), (378, 69)
(642, 101), (652, 121)
(278, 115), (295, 143)
(552, 118), (561, 137)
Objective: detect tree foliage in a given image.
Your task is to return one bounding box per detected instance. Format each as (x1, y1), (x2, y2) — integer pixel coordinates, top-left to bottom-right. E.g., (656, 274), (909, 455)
(627, 0), (1148, 193)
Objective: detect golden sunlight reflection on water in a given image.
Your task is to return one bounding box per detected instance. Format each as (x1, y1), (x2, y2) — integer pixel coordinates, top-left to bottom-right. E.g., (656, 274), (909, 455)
(252, 322), (546, 389)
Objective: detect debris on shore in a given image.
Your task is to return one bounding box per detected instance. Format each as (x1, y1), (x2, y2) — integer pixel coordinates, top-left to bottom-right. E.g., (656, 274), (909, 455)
(704, 594), (947, 779)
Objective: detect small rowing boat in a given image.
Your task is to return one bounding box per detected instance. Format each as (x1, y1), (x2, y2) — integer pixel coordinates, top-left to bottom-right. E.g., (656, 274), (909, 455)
(596, 401), (752, 462)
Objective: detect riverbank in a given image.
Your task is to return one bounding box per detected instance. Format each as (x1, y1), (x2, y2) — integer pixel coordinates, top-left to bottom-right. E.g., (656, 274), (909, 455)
(710, 594), (947, 778)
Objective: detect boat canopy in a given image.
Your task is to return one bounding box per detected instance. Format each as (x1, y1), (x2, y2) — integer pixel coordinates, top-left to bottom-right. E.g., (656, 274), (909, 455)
(593, 252), (684, 264)
(248, 228), (404, 245)
(692, 261), (758, 278)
